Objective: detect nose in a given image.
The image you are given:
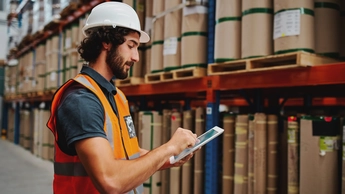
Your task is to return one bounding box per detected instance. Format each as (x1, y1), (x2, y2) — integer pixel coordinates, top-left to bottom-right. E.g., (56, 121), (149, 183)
(132, 48), (139, 62)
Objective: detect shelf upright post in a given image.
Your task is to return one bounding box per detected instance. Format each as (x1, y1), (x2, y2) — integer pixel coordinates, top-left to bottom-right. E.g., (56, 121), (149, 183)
(1, 102), (9, 137)
(13, 102), (20, 144)
(204, 0), (220, 193)
(253, 89), (264, 112)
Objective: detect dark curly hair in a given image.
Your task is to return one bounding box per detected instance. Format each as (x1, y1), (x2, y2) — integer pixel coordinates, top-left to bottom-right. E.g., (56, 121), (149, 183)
(78, 26), (138, 63)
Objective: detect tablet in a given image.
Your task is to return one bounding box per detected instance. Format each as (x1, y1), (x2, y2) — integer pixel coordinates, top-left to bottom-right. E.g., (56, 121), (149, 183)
(169, 126), (224, 164)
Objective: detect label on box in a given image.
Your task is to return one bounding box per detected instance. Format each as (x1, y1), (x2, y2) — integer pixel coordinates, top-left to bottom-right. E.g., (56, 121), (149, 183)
(319, 136), (337, 152)
(183, 0), (208, 16)
(65, 37), (71, 49)
(273, 9), (300, 39)
(163, 37), (178, 55)
(287, 121), (298, 143)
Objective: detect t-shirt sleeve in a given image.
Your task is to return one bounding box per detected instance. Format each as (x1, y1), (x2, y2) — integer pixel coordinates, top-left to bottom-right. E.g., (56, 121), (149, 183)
(56, 86), (107, 155)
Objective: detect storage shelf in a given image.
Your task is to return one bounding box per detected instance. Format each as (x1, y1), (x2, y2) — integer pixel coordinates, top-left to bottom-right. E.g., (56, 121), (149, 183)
(4, 62), (345, 103)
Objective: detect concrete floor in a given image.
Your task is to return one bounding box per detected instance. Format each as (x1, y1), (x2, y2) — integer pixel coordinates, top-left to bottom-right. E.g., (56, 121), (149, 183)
(0, 139), (53, 194)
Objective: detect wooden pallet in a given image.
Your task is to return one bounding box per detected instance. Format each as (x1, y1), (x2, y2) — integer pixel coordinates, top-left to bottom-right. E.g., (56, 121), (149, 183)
(208, 51), (339, 75)
(145, 72), (173, 83)
(115, 77), (144, 86)
(172, 67), (207, 80)
(145, 67), (206, 83)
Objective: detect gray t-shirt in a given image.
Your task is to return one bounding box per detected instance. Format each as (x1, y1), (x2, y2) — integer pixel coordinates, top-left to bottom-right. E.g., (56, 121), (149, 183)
(56, 66), (118, 155)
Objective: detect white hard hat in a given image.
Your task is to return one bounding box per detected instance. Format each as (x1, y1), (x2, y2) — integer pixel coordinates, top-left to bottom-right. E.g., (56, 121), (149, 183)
(82, 2), (150, 43)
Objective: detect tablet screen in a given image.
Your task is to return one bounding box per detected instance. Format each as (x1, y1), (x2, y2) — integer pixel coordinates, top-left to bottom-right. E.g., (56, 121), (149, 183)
(170, 126), (224, 164)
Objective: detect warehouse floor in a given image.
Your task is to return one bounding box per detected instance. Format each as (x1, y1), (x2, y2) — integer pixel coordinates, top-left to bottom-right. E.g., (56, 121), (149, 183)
(0, 139), (53, 194)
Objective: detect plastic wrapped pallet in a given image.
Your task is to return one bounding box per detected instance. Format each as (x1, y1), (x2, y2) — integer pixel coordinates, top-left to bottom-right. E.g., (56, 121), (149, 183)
(314, 0), (341, 58)
(193, 107), (205, 194)
(181, 109), (195, 194)
(234, 115), (249, 194)
(150, 0), (165, 73)
(139, 111), (162, 194)
(253, 113), (267, 194)
(170, 111), (182, 194)
(299, 116), (340, 194)
(241, 0), (273, 58)
(163, 0), (182, 71)
(273, 0), (315, 54)
(267, 115), (278, 194)
(181, 0), (208, 69)
(222, 113), (236, 194)
(161, 109), (172, 194)
(247, 115), (255, 194)
(214, 0), (242, 62)
(287, 116), (299, 194)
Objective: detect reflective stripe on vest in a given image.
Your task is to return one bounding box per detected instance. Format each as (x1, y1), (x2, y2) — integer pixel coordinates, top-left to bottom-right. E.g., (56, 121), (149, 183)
(74, 75), (115, 149)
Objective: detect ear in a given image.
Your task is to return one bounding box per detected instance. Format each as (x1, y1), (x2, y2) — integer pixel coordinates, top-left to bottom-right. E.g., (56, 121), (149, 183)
(102, 42), (110, 50)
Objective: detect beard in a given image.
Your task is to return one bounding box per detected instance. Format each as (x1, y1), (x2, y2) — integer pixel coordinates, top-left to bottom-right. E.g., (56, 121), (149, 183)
(106, 46), (133, 80)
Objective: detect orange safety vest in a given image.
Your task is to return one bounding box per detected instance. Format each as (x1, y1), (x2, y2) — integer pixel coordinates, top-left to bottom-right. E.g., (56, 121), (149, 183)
(47, 74), (143, 194)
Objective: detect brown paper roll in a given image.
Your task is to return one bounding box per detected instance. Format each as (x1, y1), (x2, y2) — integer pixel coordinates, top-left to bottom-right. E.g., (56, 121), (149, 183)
(170, 111), (182, 194)
(242, 0), (273, 58)
(163, 2), (182, 71)
(273, 0), (314, 54)
(267, 115), (278, 194)
(139, 111), (162, 194)
(214, 0), (242, 62)
(222, 114), (236, 194)
(150, 17), (164, 73)
(299, 118), (340, 194)
(247, 115), (255, 194)
(234, 115), (249, 194)
(194, 107), (205, 194)
(181, 7), (208, 68)
(287, 116), (299, 194)
(161, 109), (172, 194)
(340, 2), (345, 59)
(314, 0), (341, 58)
(181, 110), (195, 194)
(253, 113), (267, 194)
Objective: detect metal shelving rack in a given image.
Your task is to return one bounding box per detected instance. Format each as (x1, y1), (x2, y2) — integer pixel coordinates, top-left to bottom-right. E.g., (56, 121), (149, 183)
(3, 0), (345, 193)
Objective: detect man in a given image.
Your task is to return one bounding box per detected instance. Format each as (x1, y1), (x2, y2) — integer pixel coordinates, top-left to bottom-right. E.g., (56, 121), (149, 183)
(47, 2), (198, 194)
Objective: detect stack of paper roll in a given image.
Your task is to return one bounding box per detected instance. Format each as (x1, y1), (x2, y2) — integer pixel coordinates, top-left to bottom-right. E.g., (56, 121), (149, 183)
(314, 0), (341, 58)
(274, 0), (314, 54)
(267, 115), (278, 194)
(123, 0), (146, 78)
(77, 14), (87, 70)
(33, 108), (42, 157)
(163, 0), (182, 71)
(181, 109), (195, 194)
(241, 0), (273, 58)
(247, 115), (255, 194)
(287, 116), (299, 194)
(161, 109), (172, 194)
(139, 111), (162, 194)
(151, 0), (165, 73)
(193, 107), (205, 194)
(181, 0), (208, 68)
(340, 1), (345, 59)
(234, 115), (249, 194)
(222, 113), (236, 194)
(253, 113), (267, 194)
(144, 0), (153, 75)
(170, 111), (182, 194)
(214, 0), (241, 62)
